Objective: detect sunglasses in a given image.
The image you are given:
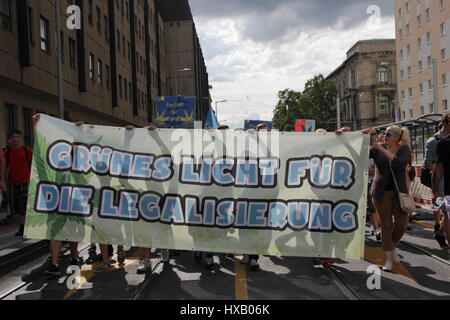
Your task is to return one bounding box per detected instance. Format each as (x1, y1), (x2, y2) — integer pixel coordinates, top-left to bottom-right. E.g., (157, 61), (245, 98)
(383, 132), (399, 137)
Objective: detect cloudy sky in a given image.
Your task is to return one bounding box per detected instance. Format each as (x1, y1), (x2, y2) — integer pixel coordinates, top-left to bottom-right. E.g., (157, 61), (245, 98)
(189, 0), (396, 128)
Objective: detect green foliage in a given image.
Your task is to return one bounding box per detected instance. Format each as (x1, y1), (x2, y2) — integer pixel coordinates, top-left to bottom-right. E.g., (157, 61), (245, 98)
(27, 132), (100, 239)
(273, 74), (337, 131)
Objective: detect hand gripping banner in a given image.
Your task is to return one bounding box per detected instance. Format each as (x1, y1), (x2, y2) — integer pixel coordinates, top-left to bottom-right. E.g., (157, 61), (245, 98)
(25, 115), (369, 259)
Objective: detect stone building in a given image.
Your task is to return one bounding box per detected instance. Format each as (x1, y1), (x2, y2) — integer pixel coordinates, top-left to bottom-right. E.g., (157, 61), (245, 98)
(0, 0), (210, 147)
(395, 0), (450, 120)
(327, 39), (397, 130)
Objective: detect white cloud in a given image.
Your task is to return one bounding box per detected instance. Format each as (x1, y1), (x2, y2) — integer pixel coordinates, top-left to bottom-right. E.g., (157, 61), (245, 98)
(192, 2), (395, 129)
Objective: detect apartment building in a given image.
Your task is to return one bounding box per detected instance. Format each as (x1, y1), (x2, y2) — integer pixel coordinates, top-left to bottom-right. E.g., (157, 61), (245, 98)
(0, 0), (209, 147)
(327, 39), (397, 130)
(396, 0), (450, 120)
(157, 0), (211, 122)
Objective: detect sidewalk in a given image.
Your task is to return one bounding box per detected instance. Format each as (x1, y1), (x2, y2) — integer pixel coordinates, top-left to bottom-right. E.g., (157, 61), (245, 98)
(0, 213), (48, 275)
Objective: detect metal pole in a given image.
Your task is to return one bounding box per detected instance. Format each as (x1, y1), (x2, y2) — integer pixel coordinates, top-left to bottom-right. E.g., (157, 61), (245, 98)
(55, 0), (64, 119)
(175, 71), (179, 96)
(336, 96), (341, 130)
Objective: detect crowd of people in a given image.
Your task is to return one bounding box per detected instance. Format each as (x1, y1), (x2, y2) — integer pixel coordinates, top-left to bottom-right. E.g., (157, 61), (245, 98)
(0, 113), (449, 276)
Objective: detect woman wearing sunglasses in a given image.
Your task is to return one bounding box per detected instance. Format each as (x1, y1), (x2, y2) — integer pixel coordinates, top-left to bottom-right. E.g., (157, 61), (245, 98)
(367, 125), (412, 271)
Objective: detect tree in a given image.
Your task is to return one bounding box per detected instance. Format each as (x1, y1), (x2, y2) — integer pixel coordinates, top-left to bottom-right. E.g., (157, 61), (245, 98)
(272, 75), (337, 131)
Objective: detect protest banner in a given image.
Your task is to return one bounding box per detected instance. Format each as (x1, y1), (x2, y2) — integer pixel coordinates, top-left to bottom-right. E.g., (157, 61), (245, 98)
(25, 115), (369, 259)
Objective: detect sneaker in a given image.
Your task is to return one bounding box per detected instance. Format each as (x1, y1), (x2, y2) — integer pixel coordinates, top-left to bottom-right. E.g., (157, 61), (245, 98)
(433, 233), (448, 248)
(45, 264), (61, 276)
(161, 249), (170, 263)
(88, 244), (97, 254)
(194, 252), (202, 263)
(240, 254), (249, 264)
(249, 258), (259, 271)
(94, 261), (112, 273)
(375, 229), (382, 242)
(117, 250), (126, 264)
(136, 259), (152, 274)
(206, 256), (214, 270)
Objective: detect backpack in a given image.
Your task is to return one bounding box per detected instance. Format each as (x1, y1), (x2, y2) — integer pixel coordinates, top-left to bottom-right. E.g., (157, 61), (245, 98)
(420, 134), (440, 188)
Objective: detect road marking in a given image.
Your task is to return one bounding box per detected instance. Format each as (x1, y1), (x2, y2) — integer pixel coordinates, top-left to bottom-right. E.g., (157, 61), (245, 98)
(364, 246), (417, 283)
(64, 251), (144, 300)
(234, 256), (249, 300)
(412, 220), (434, 230)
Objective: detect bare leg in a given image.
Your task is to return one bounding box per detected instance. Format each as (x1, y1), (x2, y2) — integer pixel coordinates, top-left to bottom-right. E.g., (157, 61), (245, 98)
(50, 240), (62, 265)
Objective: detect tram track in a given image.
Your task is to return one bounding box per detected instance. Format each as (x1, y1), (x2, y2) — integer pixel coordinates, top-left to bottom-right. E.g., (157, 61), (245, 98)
(401, 240), (450, 267)
(0, 243), (92, 300)
(319, 262), (362, 300)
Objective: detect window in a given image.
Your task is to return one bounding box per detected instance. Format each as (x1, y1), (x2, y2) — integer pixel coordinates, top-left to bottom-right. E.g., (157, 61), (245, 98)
(442, 48), (447, 61)
(378, 66), (388, 83)
(419, 83), (424, 94)
(440, 0), (446, 9)
(0, 0), (11, 30)
(426, 32), (431, 44)
(443, 73), (448, 86)
(400, 48), (404, 59)
(410, 109), (414, 118)
(419, 60), (423, 71)
(402, 90), (405, 100)
(418, 37), (422, 49)
(406, 23), (410, 34)
(429, 103), (434, 113)
(407, 45), (411, 55)
(22, 107), (32, 147)
(399, 28), (403, 39)
(400, 69), (404, 79)
(379, 95), (390, 114)
(104, 16), (109, 41)
(421, 105), (425, 115)
(69, 37), (76, 69)
(105, 65), (110, 89)
(117, 30), (120, 52)
(407, 66), (411, 77)
(427, 55), (432, 67)
(124, 79), (127, 100)
(408, 88), (413, 97)
(89, 53), (94, 80)
(118, 75), (122, 97)
(88, 0), (93, 25)
(28, 6), (34, 44)
(417, 14), (421, 26)
(441, 23), (446, 36)
(96, 7), (101, 33)
(40, 17), (49, 53)
(428, 79), (433, 91)
(426, 8), (431, 19)
(444, 99), (448, 111)
(97, 59), (103, 84)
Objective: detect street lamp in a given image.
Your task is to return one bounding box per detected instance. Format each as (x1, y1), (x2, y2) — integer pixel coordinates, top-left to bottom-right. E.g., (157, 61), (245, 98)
(175, 68), (192, 96)
(215, 100), (227, 120)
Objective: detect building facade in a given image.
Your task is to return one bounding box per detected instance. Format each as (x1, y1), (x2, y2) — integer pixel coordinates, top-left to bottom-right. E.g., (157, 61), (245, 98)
(0, 0), (209, 147)
(395, 0), (450, 120)
(157, 0), (211, 123)
(327, 39), (397, 130)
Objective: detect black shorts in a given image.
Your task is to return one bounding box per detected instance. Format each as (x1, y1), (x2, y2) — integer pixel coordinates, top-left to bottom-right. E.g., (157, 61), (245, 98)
(9, 183), (29, 216)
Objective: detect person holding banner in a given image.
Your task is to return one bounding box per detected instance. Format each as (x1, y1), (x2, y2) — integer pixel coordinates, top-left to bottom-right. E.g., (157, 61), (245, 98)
(31, 115), (82, 275)
(367, 126), (412, 272)
(135, 124), (171, 274)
